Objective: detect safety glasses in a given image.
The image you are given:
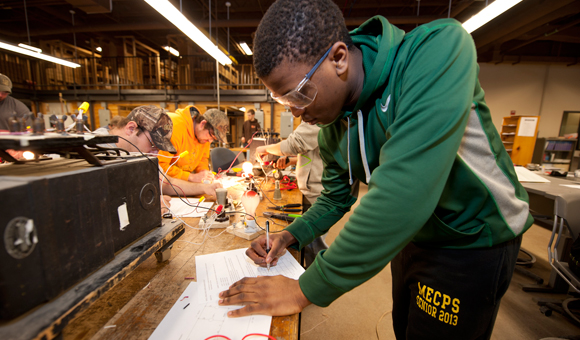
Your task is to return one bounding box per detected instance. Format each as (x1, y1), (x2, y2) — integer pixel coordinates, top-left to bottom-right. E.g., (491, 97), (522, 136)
(270, 46), (332, 109)
(205, 121), (217, 141)
(139, 127), (158, 151)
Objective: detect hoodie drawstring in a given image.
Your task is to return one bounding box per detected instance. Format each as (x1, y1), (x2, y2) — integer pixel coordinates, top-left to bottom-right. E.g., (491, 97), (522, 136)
(346, 112), (372, 185)
(357, 110), (372, 183)
(347, 117), (353, 185)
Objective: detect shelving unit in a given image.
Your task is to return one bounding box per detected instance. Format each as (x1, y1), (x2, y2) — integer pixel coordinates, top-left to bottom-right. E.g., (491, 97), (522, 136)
(542, 138), (577, 171)
(501, 115), (540, 166)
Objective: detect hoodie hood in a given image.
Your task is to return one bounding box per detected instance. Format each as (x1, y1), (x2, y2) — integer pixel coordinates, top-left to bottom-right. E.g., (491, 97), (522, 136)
(320, 16), (405, 184)
(339, 16), (405, 122)
(317, 16), (404, 128)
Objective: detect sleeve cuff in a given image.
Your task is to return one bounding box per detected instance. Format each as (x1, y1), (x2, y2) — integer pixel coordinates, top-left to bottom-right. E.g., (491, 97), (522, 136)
(285, 218), (317, 249)
(298, 258), (346, 307)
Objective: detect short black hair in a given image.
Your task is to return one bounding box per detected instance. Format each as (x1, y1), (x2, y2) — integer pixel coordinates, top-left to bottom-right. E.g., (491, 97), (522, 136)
(253, 0), (352, 78)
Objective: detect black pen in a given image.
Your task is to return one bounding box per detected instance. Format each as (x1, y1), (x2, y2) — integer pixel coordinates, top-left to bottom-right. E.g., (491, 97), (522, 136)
(266, 221), (270, 271)
(183, 303), (190, 309)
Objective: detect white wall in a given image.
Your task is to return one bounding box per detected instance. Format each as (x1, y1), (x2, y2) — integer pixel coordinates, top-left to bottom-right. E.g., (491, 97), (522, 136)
(478, 63), (580, 137)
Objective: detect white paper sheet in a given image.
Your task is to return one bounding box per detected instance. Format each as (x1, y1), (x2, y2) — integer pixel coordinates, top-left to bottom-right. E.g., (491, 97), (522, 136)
(147, 282), (271, 340)
(196, 248), (305, 303)
(514, 166), (551, 183)
(517, 117), (538, 137)
(168, 198), (214, 217)
(560, 184), (580, 189)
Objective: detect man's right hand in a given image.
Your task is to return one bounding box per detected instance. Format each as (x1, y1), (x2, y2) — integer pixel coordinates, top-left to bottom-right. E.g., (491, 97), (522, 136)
(246, 230), (297, 267)
(255, 145), (268, 156)
(203, 182), (223, 197)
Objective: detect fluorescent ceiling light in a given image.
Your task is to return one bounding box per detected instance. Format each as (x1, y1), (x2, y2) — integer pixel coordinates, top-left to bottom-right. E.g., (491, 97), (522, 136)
(0, 41), (80, 68)
(163, 46), (180, 57)
(18, 43), (42, 53)
(462, 0), (524, 33)
(144, 0), (232, 65)
(96, 46), (102, 52)
(239, 42), (253, 56)
(240, 107), (246, 112)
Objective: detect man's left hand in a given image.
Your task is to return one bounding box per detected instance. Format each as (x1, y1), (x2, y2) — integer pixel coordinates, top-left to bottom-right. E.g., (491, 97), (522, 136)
(189, 170), (214, 183)
(218, 275), (311, 317)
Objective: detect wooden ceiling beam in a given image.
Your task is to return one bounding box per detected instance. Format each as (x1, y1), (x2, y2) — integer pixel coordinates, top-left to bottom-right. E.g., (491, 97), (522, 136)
(18, 14), (449, 38)
(210, 1), (458, 15)
(519, 31), (580, 44)
(473, 0), (579, 51)
(479, 54), (580, 65)
(450, 0), (476, 18)
(504, 17), (580, 53)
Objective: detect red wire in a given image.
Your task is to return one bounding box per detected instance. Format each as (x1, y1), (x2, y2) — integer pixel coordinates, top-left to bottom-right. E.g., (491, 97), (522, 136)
(203, 334), (274, 340)
(242, 333), (276, 340)
(204, 336), (231, 340)
(219, 130), (261, 175)
(159, 177), (187, 198)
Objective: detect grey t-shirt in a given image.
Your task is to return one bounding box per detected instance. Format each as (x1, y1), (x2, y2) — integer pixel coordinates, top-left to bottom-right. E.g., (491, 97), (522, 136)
(0, 96), (31, 131)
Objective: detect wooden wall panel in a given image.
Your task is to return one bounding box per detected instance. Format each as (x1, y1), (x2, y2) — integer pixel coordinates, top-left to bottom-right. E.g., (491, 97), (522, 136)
(37, 101), (303, 137)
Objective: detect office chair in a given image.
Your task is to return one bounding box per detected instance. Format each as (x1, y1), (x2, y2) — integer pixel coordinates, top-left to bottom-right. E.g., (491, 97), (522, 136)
(523, 196), (580, 328)
(537, 208), (580, 326)
(210, 147), (239, 173)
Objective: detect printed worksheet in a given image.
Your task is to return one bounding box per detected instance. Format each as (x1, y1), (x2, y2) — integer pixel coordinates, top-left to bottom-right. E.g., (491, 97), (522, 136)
(148, 282), (271, 340)
(168, 198), (214, 217)
(195, 247), (305, 303)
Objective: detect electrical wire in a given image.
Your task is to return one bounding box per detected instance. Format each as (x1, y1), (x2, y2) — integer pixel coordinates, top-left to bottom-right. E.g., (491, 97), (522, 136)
(115, 135), (285, 241)
(217, 129), (261, 175)
(242, 333), (276, 340)
(204, 335), (231, 340)
(375, 310), (392, 340)
(115, 135), (219, 214)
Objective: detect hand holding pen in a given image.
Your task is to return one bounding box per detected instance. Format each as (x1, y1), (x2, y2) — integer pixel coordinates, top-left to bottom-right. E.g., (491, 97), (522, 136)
(245, 230), (298, 268)
(266, 221), (270, 271)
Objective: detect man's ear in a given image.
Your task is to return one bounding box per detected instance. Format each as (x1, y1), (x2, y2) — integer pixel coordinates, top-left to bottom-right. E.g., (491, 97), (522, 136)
(125, 121), (138, 136)
(331, 41), (349, 77)
(199, 120), (207, 130)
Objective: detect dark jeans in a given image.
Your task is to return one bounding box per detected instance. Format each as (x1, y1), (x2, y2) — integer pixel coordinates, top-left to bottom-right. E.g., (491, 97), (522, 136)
(301, 201), (329, 268)
(391, 235), (522, 340)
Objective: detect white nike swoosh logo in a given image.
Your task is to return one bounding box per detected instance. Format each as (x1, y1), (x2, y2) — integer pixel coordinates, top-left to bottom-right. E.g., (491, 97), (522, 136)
(380, 95), (391, 112)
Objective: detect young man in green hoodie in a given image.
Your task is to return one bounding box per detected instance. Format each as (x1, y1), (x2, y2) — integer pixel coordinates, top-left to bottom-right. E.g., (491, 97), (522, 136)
(218, 0), (533, 338)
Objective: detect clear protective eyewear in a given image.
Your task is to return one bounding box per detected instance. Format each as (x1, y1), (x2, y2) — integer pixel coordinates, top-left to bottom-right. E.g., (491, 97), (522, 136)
(140, 127), (158, 151)
(270, 46), (333, 109)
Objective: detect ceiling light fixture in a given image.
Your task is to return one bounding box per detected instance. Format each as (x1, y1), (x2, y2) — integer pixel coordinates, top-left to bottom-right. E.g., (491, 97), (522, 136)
(144, 0), (232, 65)
(18, 43), (41, 53)
(0, 41), (80, 68)
(462, 0), (524, 33)
(239, 42), (253, 56)
(163, 46), (180, 57)
(96, 46), (102, 52)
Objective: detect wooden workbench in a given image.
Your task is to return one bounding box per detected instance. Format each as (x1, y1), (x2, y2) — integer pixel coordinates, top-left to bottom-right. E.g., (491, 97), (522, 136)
(65, 177), (303, 340)
(0, 219), (185, 340)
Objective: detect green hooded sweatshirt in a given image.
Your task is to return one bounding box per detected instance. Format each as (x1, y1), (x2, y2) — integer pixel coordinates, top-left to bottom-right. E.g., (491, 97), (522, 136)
(285, 17), (534, 307)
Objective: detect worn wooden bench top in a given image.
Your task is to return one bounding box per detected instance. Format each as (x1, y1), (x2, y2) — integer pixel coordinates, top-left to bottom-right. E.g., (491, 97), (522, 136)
(67, 177), (303, 340)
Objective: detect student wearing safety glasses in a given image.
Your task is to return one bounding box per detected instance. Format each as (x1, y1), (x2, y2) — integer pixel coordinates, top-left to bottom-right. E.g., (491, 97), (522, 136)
(218, 1), (533, 339)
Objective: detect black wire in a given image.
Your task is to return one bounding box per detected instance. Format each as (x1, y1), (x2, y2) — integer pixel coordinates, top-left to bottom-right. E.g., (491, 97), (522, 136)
(116, 135), (286, 233)
(116, 135), (221, 214)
